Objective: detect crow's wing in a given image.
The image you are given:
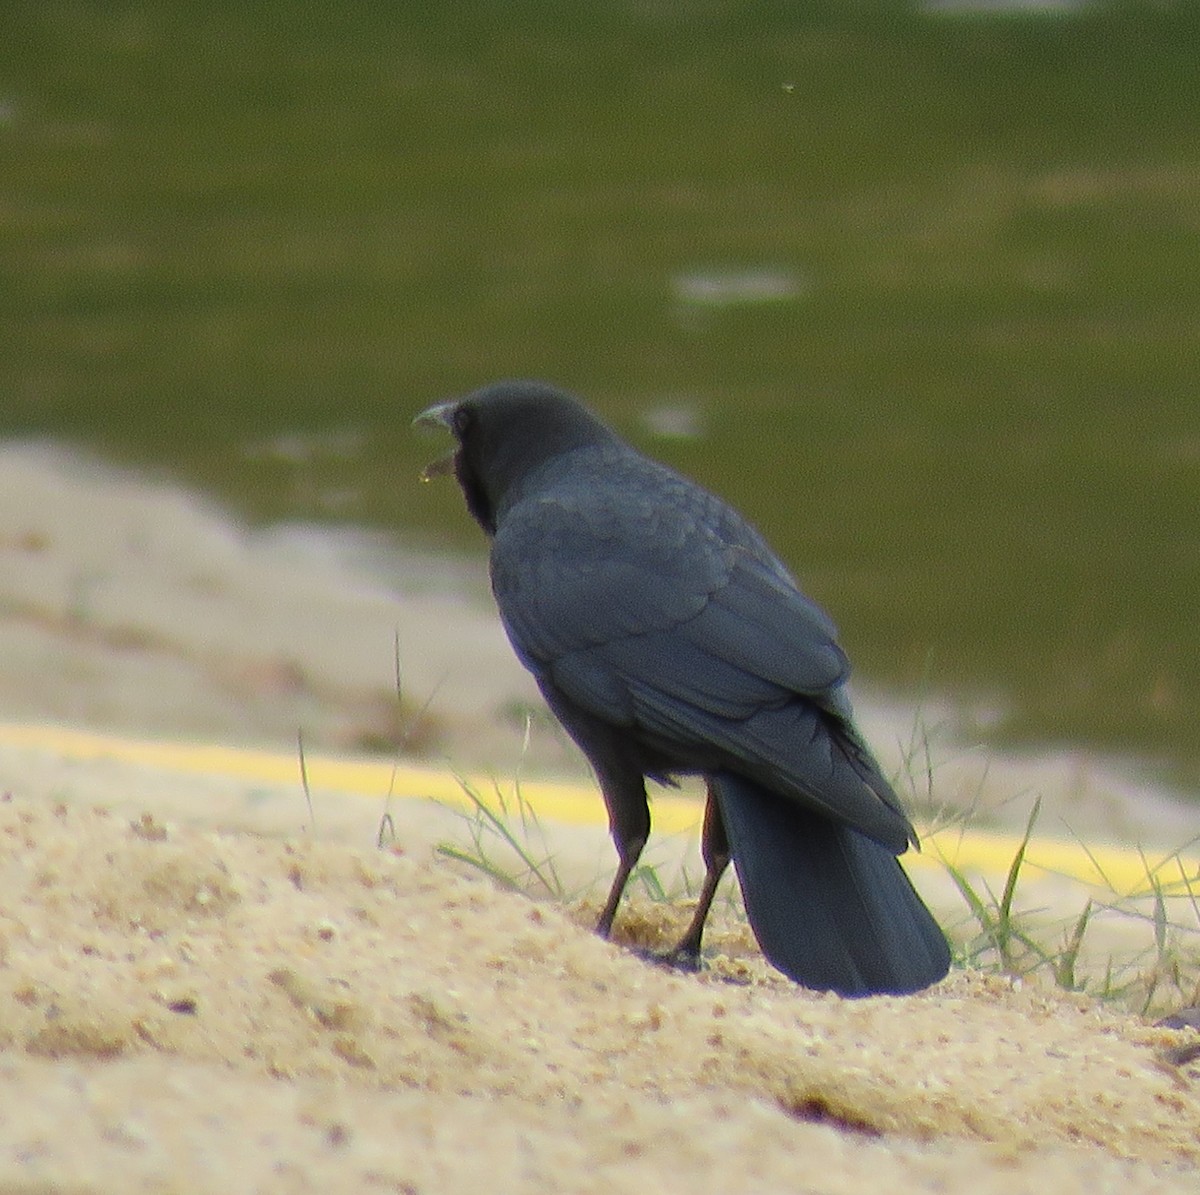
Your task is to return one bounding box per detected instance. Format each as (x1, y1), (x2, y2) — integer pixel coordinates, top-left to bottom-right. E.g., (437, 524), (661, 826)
(491, 470), (911, 850)
(491, 478), (847, 706)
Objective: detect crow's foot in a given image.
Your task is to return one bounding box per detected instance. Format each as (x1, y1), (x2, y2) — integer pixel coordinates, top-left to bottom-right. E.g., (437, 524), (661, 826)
(630, 944), (705, 973)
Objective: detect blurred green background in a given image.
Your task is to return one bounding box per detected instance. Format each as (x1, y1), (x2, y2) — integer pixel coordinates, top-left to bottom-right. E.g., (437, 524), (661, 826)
(2, 1), (1198, 784)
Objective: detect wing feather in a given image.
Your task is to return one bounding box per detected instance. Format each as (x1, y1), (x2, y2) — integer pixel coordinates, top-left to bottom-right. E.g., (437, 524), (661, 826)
(490, 454), (910, 848)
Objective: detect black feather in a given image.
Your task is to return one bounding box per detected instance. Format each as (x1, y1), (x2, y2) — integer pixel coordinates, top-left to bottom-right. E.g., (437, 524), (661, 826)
(710, 772), (951, 996)
(416, 380), (950, 996)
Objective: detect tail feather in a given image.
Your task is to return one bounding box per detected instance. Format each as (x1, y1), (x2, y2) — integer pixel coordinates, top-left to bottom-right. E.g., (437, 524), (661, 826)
(710, 772), (950, 997)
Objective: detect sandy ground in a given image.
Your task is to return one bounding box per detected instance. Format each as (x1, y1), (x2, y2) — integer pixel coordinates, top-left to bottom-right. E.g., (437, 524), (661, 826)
(1, 796), (1198, 1194)
(0, 442), (1198, 1193)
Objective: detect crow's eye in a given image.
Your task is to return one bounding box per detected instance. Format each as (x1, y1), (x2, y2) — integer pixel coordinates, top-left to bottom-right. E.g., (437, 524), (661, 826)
(453, 406), (473, 436)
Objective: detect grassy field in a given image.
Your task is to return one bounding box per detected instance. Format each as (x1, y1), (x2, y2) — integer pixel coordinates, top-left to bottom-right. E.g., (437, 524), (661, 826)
(2, 1), (1199, 779)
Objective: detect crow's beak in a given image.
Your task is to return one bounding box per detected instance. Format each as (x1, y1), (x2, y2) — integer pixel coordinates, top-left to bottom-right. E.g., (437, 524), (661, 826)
(412, 400), (457, 432)
(413, 401), (459, 481)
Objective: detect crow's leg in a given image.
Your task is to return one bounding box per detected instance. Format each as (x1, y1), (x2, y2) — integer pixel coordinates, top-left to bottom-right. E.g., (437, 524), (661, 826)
(534, 687), (650, 939)
(594, 769), (650, 938)
(595, 850), (639, 938)
(660, 783), (731, 969)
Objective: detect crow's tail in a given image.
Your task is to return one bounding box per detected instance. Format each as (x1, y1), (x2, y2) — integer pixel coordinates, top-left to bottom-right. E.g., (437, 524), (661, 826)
(709, 772), (951, 997)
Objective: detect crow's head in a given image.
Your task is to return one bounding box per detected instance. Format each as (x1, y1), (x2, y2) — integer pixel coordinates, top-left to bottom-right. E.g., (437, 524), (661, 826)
(414, 380), (617, 534)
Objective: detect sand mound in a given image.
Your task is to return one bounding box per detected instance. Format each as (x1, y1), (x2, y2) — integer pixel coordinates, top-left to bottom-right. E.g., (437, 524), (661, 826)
(0, 794), (1197, 1193)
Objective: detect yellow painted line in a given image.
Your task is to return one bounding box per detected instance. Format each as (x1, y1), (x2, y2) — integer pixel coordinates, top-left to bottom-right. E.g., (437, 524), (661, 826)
(925, 832), (1198, 901)
(0, 720), (682, 827)
(0, 721), (1193, 896)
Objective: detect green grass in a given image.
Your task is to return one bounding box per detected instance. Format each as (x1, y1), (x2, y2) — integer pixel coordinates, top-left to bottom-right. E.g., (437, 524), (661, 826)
(435, 774), (567, 903)
(938, 800), (1200, 1014)
(425, 714), (703, 917)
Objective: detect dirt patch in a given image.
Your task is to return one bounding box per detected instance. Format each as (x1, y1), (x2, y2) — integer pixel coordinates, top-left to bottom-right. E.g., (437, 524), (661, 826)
(0, 795), (1197, 1193)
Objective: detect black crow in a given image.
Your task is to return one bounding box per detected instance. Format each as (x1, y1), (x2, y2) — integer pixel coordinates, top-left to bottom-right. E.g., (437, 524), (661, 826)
(416, 380), (950, 996)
